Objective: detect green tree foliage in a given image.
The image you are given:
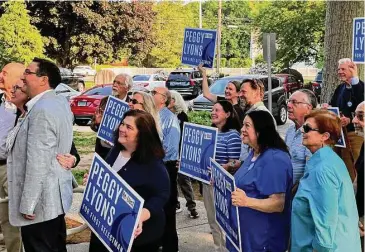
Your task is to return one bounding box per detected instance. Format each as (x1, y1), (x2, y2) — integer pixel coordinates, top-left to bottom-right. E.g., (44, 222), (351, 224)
(203, 0), (251, 62)
(250, 1), (325, 68)
(144, 1), (198, 68)
(26, 1), (155, 68)
(0, 1), (44, 66)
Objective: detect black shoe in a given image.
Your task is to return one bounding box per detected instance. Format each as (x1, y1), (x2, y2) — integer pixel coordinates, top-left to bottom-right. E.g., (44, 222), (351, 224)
(189, 209), (199, 219)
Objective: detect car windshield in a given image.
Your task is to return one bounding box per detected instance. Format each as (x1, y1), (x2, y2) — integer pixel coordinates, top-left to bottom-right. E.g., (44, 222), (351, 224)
(133, 75), (150, 81)
(315, 72), (322, 82)
(59, 68), (72, 76)
(168, 72), (191, 81)
(83, 86), (112, 96)
(278, 76), (286, 83)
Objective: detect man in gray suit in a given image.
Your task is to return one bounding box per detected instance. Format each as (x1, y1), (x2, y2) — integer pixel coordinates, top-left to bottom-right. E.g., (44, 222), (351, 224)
(6, 58), (73, 251)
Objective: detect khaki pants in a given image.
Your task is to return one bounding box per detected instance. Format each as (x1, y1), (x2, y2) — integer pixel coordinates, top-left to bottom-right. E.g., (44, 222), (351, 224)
(0, 164), (21, 252)
(341, 132), (364, 175)
(202, 184), (226, 252)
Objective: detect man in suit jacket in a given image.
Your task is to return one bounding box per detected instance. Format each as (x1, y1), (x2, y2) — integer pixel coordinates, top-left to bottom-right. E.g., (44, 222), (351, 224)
(6, 58), (73, 251)
(112, 73), (133, 102)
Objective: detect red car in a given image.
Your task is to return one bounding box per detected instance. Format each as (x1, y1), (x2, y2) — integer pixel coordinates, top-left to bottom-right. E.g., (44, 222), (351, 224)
(275, 74), (303, 98)
(70, 84), (112, 126)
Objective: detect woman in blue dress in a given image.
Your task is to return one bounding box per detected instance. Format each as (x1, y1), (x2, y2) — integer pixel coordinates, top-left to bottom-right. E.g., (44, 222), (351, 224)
(231, 110), (293, 251)
(291, 109), (361, 251)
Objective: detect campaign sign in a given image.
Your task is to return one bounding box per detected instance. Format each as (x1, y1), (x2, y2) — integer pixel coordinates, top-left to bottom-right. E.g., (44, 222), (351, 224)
(352, 17), (365, 64)
(181, 28), (217, 68)
(80, 153), (144, 252)
(97, 96), (130, 145)
(178, 123), (218, 184)
(327, 107), (346, 148)
(211, 158), (241, 252)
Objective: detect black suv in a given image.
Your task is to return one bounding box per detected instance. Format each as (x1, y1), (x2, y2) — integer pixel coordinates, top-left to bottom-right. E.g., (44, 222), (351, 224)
(192, 75), (288, 125)
(59, 67), (85, 92)
(166, 68), (205, 97)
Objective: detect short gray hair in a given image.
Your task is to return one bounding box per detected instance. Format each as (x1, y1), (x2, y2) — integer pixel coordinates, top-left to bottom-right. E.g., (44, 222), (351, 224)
(116, 73), (133, 89)
(297, 89), (318, 108)
(170, 90), (188, 114)
(338, 58), (352, 65)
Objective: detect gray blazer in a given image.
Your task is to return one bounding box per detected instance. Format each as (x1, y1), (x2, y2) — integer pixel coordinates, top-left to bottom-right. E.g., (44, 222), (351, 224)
(7, 90), (73, 227)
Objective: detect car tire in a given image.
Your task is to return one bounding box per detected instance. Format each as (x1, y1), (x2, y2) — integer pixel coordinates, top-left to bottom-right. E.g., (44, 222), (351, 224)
(276, 104), (287, 125)
(75, 119), (89, 126)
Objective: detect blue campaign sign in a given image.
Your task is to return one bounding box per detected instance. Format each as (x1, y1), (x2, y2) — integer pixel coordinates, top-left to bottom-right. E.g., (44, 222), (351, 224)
(97, 96), (130, 145)
(178, 122), (218, 184)
(211, 158), (241, 252)
(80, 154), (144, 252)
(327, 107), (346, 148)
(352, 18), (365, 64)
(181, 28), (217, 68)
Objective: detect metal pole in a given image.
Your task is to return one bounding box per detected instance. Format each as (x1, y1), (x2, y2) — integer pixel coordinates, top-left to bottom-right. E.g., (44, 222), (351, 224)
(267, 34), (272, 113)
(216, 0), (222, 74)
(199, 0), (202, 29)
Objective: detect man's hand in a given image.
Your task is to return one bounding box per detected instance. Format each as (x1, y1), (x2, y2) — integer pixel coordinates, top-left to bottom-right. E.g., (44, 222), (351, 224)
(56, 154), (76, 170)
(134, 220), (143, 239)
(340, 116), (351, 127)
(348, 62), (358, 78)
(197, 63), (206, 76)
(359, 220), (364, 237)
(83, 173), (89, 186)
(23, 214), (35, 220)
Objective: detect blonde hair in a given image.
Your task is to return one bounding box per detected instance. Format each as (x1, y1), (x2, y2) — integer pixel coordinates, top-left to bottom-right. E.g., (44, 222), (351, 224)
(133, 91), (162, 136)
(169, 90), (188, 114)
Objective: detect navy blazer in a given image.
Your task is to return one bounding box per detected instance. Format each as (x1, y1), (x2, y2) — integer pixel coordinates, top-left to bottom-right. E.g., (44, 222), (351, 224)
(105, 147), (170, 245)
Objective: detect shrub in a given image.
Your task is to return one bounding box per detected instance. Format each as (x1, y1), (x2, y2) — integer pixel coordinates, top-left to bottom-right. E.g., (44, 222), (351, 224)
(187, 111), (211, 126)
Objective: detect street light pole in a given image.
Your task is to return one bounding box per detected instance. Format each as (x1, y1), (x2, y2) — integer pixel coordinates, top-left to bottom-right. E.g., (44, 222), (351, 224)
(216, 0), (222, 74)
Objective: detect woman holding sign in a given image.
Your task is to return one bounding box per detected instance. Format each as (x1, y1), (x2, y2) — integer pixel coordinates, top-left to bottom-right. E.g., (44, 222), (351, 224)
(291, 110), (361, 251)
(203, 100), (242, 250)
(89, 110), (170, 252)
(232, 110), (292, 252)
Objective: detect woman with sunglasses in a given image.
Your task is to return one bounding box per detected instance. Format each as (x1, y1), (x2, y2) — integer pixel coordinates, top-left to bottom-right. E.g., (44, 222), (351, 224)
(231, 110), (292, 252)
(291, 109), (361, 251)
(198, 64), (245, 123)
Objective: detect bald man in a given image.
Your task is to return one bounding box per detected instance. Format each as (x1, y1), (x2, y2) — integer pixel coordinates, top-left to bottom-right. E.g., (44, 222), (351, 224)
(0, 62), (25, 252)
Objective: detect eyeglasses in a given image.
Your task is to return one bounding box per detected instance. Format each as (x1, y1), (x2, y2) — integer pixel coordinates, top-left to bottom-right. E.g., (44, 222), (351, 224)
(151, 90), (166, 97)
(352, 112), (364, 121)
(287, 99), (310, 106)
(24, 69), (38, 76)
(302, 124), (320, 133)
(130, 99), (143, 105)
(113, 80), (127, 86)
(12, 85), (22, 92)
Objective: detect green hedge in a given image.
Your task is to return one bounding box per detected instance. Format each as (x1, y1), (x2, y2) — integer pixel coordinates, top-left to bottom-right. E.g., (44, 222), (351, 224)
(187, 111), (211, 126)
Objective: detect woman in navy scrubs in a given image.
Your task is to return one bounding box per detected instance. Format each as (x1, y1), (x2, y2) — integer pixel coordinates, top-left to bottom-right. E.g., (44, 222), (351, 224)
(232, 110), (293, 252)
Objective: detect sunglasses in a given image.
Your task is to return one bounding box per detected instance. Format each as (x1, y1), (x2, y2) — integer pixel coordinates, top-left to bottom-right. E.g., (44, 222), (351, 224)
(302, 124), (320, 133)
(352, 112), (364, 122)
(130, 99), (143, 105)
(151, 90), (166, 97)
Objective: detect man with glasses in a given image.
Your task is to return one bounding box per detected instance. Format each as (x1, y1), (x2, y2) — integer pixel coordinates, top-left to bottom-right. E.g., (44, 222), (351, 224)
(285, 89), (318, 184)
(111, 73), (133, 102)
(0, 62), (25, 252)
(152, 87), (180, 252)
(6, 58), (73, 251)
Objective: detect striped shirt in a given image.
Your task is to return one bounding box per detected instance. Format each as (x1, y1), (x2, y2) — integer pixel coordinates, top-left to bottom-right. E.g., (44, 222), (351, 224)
(285, 124), (312, 184)
(215, 130), (241, 165)
(159, 107), (181, 162)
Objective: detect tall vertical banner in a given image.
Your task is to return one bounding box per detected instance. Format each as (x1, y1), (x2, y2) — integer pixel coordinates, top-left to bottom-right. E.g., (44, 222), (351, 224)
(97, 96), (130, 145)
(80, 154), (144, 252)
(327, 107), (346, 148)
(178, 123), (218, 184)
(352, 17), (365, 64)
(181, 28), (217, 68)
(211, 158), (241, 252)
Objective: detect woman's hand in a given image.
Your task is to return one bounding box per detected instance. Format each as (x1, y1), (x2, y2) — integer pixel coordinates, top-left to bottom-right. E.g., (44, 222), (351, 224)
(232, 188), (250, 207)
(134, 220), (143, 239)
(359, 220), (364, 237)
(82, 173), (89, 186)
(197, 63), (206, 76)
(56, 154), (76, 170)
(176, 160), (180, 170)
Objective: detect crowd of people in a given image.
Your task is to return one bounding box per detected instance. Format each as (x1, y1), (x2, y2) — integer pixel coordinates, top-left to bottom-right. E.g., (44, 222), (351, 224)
(0, 56), (363, 252)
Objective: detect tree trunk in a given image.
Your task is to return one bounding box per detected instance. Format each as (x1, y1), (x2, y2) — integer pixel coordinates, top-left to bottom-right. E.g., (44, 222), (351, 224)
(322, 1), (364, 103)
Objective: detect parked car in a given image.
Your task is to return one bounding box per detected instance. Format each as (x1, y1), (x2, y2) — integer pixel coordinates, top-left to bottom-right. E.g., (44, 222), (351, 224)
(55, 83), (80, 101)
(310, 70), (322, 101)
(192, 75), (288, 125)
(59, 67), (85, 92)
(70, 84), (112, 126)
(166, 68), (210, 98)
(132, 74), (166, 91)
(275, 73), (303, 98)
(73, 65), (97, 77)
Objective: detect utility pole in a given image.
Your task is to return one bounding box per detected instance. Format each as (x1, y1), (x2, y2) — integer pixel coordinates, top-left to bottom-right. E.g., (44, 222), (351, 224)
(216, 0), (222, 74)
(199, 0), (202, 28)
